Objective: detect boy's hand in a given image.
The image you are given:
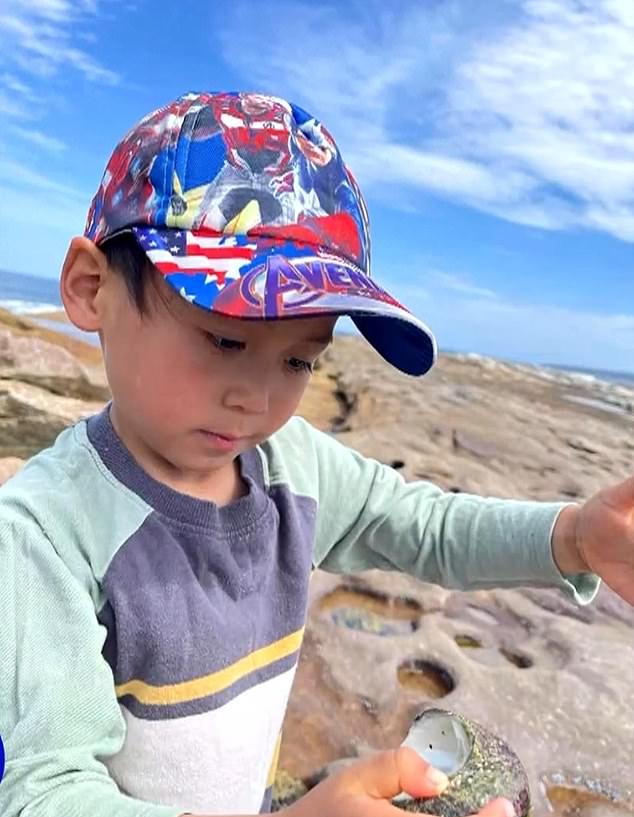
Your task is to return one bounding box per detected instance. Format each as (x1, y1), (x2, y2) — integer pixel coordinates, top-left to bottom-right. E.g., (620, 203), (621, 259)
(552, 477), (634, 606)
(283, 747), (515, 817)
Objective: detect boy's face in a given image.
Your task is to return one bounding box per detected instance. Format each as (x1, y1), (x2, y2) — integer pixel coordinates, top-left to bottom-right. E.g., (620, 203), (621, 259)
(63, 239), (336, 494)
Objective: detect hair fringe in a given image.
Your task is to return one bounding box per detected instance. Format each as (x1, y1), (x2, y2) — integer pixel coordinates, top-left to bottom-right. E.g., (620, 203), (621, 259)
(99, 232), (154, 312)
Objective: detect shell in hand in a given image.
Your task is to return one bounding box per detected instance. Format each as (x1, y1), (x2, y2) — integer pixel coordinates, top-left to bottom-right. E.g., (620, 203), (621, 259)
(392, 708), (531, 817)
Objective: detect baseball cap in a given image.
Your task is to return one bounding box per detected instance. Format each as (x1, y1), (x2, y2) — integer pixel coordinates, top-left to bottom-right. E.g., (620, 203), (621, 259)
(84, 91), (437, 376)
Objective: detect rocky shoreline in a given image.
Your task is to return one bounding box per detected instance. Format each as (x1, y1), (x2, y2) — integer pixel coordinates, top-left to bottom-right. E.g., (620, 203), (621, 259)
(1, 309), (632, 817)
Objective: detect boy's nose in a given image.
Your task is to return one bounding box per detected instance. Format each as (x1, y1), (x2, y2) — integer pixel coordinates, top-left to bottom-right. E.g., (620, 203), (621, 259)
(222, 377), (271, 415)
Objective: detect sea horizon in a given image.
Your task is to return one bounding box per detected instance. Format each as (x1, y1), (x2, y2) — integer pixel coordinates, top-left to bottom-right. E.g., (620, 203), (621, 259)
(3, 267), (634, 386)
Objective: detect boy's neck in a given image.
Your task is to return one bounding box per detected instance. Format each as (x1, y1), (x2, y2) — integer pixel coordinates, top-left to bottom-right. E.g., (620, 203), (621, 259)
(108, 404), (247, 507)
(160, 459), (247, 506)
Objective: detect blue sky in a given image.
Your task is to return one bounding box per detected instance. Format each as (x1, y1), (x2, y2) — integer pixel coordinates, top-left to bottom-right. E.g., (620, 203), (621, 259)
(1, 0), (634, 371)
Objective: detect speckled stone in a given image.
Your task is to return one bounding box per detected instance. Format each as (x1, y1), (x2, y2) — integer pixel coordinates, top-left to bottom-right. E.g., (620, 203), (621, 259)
(393, 709), (530, 817)
(271, 770), (308, 812)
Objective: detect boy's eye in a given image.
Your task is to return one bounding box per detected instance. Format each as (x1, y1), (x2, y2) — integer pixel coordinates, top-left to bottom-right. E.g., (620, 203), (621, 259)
(204, 332), (314, 374)
(205, 332), (245, 351)
(287, 357), (314, 374)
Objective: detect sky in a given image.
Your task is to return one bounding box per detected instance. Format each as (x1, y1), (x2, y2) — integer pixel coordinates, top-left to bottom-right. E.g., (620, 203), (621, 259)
(1, 0), (634, 371)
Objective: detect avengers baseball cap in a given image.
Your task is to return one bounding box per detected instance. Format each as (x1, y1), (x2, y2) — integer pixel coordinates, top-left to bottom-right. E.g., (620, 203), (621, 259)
(85, 91), (437, 375)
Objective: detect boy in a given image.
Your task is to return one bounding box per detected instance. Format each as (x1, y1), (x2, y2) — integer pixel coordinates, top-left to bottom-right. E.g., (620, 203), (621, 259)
(1, 91), (633, 817)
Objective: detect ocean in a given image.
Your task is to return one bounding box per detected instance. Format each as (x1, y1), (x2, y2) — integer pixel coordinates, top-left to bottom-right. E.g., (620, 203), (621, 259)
(544, 363), (634, 387)
(0, 268), (98, 345)
(0, 268), (62, 314)
(2, 268), (634, 386)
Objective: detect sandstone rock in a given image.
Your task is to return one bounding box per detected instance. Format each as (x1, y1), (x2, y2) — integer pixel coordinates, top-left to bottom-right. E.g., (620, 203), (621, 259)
(280, 571), (634, 817)
(451, 429), (499, 459)
(0, 307), (103, 366)
(0, 379), (104, 458)
(0, 329), (109, 402)
(565, 436), (599, 455)
(317, 337), (634, 504)
(276, 337), (634, 816)
(296, 367), (341, 431)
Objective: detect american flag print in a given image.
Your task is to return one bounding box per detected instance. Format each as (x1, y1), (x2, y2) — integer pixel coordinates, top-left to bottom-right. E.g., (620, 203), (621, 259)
(134, 228), (256, 289)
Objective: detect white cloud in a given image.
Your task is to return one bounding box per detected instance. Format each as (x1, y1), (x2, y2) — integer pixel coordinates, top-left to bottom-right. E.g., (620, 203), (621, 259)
(0, 180), (86, 232)
(0, 72), (35, 97)
(352, 142), (535, 205)
(383, 267), (634, 372)
(0, 135), (88, 252)
(10, 125), (67, 153)
(446, 295), (634, 369)
(429, 270), (499, 300)
(0, 152), (89, 276)
(0, 0), (116, 257)
(0, 89), (30, 119)
(0, 182), (86, 278)
(17, 0), (77, 22)
(218, 0), (634, 243)
(443, 0), (634, 239)
(0, 1), (119, 92)
(0, 146), (86, 200)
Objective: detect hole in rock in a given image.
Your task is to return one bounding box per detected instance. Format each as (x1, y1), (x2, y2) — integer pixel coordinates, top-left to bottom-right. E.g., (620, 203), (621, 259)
(319, 585), (422, 636)
(454, 633), (482, 648)
(546, 784), (634, 816)
(389, 459), (405, 470)
(397, 659), (455, 698)
(500, 648), (533, 669)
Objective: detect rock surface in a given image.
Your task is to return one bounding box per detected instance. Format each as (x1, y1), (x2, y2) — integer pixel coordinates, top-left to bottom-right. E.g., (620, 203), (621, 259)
(280, 574), (633, 816)
(0, 328), (110, 402)
(0, 311), (107, 458)
(0, 379), (104, 458)
(282, 339), (634, 817)
(1, 312), (633, 817)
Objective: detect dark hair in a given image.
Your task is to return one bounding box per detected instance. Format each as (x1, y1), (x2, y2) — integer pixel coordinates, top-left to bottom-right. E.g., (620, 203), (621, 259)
(100, 232), (154, 313)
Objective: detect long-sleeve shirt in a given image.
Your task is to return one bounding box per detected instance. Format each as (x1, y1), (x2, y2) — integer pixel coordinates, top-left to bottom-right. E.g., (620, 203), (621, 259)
(0, 406), (599, 816)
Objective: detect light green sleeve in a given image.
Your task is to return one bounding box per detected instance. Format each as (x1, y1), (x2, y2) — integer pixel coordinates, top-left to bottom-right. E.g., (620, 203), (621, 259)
(276, 418), (599, 605)
(0, 504), (180, 817)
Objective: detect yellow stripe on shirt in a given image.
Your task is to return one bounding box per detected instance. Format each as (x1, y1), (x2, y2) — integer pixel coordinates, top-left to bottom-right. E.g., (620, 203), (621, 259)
(115, 627), (304, 706)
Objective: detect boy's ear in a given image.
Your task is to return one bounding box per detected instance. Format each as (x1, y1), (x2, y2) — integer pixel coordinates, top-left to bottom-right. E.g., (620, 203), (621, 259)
(60, 236), (109, 332)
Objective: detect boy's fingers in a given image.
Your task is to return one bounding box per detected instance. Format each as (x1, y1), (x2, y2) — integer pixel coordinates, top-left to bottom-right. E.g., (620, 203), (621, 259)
(361, 795), (515, 817)
(364, 794), (515, 817)
(394, 747), (450, 799)
(469, 797), (516, 817)
(340, 747), (449, 800)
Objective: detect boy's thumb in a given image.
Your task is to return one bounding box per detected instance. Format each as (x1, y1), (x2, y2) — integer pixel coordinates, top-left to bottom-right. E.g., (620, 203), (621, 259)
(340, 747), (449, 800)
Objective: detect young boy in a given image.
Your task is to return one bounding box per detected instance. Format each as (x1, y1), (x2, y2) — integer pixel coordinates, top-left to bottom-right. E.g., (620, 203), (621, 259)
(1, 91), (633, 817)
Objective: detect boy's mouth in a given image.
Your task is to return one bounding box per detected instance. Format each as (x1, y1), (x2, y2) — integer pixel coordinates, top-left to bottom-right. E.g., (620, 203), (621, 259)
(198, 429), (242, 451)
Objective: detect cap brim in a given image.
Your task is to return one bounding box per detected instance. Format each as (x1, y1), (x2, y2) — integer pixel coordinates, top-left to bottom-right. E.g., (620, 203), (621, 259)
(131, 226), (437, 376)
